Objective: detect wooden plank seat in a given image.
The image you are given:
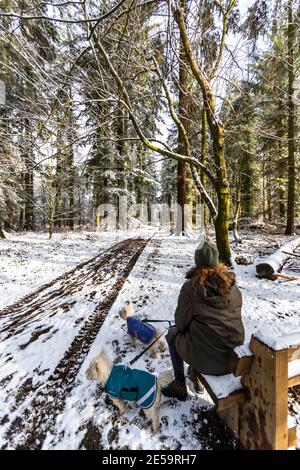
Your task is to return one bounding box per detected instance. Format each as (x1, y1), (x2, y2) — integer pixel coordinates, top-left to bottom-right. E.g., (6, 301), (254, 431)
(195, 342), (253, 411)
(194, 332), (300, 449)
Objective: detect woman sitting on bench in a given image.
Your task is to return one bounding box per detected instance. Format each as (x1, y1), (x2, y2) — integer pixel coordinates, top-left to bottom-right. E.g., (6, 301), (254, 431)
(162, 241), (245, 401)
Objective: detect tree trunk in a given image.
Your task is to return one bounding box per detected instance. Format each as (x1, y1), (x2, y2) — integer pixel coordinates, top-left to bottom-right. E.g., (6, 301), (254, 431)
(23, 118), (35, 231)
(54, 126), (63, 229)
(24, 169), (35, 230)
(174, 5), (232, 264)
(214, 184), (231, 265)
(0, 225), (6, 239)
(176, 0), (189, 236)
(67, 93), (75, 230)
(68, 150), (75, 230)
(209, 116), (231, 265)
(267, 154), (272, 221)
(262, 154), (266, 221)
(201, 107), (208, 226)
(233, 186), (242, 243)
(49, 165), (53, 240)
(240, 132), (254, 218)
(116, 104), (128, 229)
(69, 184), (75, 229)
(177, 160), (186, 234)
(278, 155), (286, 219)
(285, 0), (295, 235)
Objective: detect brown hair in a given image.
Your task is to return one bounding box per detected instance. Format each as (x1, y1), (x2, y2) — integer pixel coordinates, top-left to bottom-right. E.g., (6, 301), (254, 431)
(186, 263), (235, 297)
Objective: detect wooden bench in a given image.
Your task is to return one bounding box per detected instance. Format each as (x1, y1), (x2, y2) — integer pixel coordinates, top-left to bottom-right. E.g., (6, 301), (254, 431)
(196, 332), (300, 450)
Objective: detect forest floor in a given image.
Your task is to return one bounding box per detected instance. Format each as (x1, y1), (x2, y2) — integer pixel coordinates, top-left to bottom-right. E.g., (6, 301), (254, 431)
(0, 226), (299, 450)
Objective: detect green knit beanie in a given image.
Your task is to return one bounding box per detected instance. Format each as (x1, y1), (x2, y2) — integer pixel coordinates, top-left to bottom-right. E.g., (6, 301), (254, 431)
(195, 241), (219, 267)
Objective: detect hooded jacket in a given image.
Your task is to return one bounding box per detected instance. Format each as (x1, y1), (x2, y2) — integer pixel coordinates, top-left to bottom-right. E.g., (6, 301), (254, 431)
(173, 279), (244, 375)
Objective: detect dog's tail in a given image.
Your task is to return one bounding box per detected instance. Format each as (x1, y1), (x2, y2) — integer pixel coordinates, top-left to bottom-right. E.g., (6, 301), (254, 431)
(157, 369), (173, 389)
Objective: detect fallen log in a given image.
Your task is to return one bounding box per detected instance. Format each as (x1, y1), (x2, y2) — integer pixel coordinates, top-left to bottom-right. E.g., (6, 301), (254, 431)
(272, 273), (300, 281)
(256, 237), (300, 280)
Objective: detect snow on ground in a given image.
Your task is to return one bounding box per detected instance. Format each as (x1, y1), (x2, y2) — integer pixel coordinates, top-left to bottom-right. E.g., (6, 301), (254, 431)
(42, 233), (214, 450)
(0, 238), (153, 441)
(231, 231), (300, 342)
(0, 229), (150, 310)
(0, 226), (299, 449)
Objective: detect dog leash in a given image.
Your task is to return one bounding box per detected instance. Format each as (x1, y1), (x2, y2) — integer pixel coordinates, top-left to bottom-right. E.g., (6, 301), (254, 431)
(141, 319), (174, 328)
(128, 326), (170, 366)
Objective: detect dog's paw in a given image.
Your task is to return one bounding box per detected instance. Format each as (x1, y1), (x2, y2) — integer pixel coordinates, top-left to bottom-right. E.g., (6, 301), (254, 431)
(117, 403), (126, 416)
(151, 420), (160, 434)
(129, 335), (137, 347)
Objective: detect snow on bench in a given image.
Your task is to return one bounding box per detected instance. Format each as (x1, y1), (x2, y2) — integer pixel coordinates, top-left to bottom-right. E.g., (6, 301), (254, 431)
(196, 343), (253, 411)
(200, 372), (244, 411)
(234, 343), (252, 358)
(232, 343), (253, 376)
(255, 330), (300, 352)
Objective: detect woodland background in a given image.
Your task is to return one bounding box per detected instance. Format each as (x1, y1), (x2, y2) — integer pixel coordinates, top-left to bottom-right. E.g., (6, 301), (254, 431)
(0, 0), (299, 263)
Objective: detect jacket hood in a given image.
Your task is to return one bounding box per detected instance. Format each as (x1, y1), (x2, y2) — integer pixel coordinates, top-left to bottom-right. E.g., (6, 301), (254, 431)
(197, 283), (231, 309)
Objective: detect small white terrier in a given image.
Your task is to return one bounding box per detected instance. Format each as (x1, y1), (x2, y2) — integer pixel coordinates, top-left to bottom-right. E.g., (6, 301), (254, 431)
(85, 348), (173, 433)
(119, 302), (166, 358)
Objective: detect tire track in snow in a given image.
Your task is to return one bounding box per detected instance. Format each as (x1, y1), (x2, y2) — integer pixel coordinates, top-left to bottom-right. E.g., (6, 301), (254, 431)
(0, 238), (138, 339)
(0, 237), (150, 449)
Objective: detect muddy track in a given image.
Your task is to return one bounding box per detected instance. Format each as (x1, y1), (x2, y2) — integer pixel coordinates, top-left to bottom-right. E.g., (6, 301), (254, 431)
(0, 237), (141, 321)
(0, 238), (142, 339)
(79, 238), (163, 450)
(0, 252), (101, 319)
(1, 237), (150, 449)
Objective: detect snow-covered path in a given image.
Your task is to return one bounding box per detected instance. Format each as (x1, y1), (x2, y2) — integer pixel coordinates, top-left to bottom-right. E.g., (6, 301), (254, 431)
(0, 228), (299, 449)
(0, 236), (153, 449)
(0, 230), (141, 310)
(35, 234), (225, 451)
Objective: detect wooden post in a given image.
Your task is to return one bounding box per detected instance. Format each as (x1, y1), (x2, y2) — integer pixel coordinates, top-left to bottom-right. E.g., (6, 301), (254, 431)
(238, 336), (289, 449)
(218, 404), (240, 441)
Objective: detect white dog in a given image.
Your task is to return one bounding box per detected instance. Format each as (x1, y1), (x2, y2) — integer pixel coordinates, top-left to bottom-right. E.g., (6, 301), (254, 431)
(119, 302), (166, 358)
(86, 348), (173, 433)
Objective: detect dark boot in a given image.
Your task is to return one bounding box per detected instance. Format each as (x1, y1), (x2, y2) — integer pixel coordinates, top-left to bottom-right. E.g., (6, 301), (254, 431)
(188, 366), (204, 394)
(161, 379), (188, 401)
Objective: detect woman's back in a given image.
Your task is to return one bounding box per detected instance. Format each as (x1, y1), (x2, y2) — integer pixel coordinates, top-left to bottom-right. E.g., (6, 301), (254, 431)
(174, 264), (244, 375)
(161, 241), (245, 401)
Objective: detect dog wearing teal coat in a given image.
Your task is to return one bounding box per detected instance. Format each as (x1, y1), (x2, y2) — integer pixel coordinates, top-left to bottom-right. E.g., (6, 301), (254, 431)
(85, 348), (173, 433)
